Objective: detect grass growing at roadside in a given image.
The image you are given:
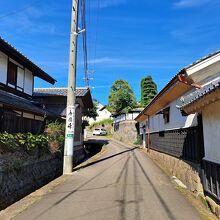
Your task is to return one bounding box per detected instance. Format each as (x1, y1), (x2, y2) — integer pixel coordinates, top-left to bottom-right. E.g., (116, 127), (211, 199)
(89, 119), (113, 130)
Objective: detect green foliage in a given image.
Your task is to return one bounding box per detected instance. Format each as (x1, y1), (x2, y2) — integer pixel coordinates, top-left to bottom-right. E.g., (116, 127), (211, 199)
(25, 133), (48, 153)
(0, 132), (18, 152)
(0, 132), (48, 154)
(0, 121), (65, 155)
(45, 121), (65, 154)
(108, 80), (137, 114)
(133, 134), (142, 145)
(140, 75), (157, 107)
(83, 99), (98, 120)
(89, 118), (113, 130)
(46, 120), (65, 132)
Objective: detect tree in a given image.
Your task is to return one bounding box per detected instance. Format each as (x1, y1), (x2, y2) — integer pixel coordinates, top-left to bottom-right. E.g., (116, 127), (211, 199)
(83, 99), (98, 120)
(108, 80), (137, 114)
(140, 75), (157, 107)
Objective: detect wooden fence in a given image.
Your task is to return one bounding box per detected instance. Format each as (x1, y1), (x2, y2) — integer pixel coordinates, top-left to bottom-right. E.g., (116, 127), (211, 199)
(203, 159), (220, 203)
(0, 110), (43, 134)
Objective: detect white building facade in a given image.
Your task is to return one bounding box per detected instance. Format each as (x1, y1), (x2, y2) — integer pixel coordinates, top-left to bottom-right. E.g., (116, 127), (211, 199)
(136, 50), (220, 204)
(88, 103), (111, 124)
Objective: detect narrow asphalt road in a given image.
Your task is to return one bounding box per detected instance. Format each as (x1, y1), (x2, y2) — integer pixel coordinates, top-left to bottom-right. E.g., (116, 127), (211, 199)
(14, 139), (201, 220)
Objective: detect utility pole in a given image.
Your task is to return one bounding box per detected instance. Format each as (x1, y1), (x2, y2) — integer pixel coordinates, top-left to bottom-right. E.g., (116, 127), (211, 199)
(63, 0), (79, 174)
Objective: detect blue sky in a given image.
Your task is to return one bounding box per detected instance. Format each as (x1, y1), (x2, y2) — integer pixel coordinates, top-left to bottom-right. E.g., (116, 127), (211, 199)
(1, 0), (220, 104)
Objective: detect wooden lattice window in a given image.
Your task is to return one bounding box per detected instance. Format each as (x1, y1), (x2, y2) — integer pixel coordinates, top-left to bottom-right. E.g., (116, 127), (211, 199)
(7, 61), (17, 86)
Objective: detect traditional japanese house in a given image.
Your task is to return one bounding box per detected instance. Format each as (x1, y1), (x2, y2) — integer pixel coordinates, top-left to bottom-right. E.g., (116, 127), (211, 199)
(0, 37), (56, 133)
(135, 50), (220, 200)
(34, 87), (93, 164)
(179, 52), (220, 205)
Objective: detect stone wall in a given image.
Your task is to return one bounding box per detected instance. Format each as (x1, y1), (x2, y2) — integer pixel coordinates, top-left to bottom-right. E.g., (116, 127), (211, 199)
(73, 145), (87, 165)
(147, 148), (204, 194)
(113, 120), (138, 145)
(0, 156), (63, 210)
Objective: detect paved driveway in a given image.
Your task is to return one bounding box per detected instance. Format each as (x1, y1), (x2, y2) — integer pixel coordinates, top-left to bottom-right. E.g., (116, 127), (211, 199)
(14, 139), (201, 220)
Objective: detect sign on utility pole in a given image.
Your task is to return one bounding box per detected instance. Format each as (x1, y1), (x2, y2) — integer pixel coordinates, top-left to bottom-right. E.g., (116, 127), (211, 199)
(63, 0), (79, 174)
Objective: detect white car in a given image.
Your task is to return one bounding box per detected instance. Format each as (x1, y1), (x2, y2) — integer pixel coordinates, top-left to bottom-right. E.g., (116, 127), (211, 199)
(92, 128), (107, 136)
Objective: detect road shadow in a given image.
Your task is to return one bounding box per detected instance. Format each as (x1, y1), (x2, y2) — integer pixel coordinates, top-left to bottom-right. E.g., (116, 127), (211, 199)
(32, 152), (130, 220)
(74, 140), (138, 171)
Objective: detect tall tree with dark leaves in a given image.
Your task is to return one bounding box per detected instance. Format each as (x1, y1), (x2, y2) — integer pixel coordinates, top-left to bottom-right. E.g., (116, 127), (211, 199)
(141, 75), (157, 107)
(108, 80), (137, 114)
(83, 99), (98, 120)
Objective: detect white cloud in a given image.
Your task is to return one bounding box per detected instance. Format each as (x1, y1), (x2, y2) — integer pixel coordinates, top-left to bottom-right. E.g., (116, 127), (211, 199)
(86, 56), (188, 69)
(0, 5), (56, 35)
(88, 57), (118, 64)
(92, 85), (112, 89)
(174, 0), (210, 8)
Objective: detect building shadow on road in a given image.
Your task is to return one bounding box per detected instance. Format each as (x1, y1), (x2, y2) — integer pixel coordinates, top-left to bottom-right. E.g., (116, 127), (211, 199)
(74, 139), (138, 172)
(30, 143), (177, 220)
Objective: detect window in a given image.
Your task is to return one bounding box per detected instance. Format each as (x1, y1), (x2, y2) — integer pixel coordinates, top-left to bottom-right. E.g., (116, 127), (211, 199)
(163, 107), (170, 124)
(7, 61), (17, 86)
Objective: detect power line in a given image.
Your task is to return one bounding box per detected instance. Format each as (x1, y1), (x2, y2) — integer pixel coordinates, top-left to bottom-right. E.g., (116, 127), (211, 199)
(81, 0), (89, 86)
(93, 0), (101, 71)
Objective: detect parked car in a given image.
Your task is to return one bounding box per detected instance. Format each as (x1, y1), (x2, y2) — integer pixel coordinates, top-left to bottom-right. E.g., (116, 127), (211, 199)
(92, 128), (107, 136)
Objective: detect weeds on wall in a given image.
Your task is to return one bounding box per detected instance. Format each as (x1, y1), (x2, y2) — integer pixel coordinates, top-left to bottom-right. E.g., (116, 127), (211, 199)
(0, 121), (65, 156)
(133, 134), (142, 145)
(89, 119), (113, 130)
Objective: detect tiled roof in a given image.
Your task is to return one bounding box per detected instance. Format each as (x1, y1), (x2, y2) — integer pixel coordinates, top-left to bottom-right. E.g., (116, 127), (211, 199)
(185, 50), (220, 69)
(0, 90), (50, 115)
(178, 78), (220, 109)
(135, 50), (220, 121)
(33, 87), (89, 97)
(0, 37), (56, 84)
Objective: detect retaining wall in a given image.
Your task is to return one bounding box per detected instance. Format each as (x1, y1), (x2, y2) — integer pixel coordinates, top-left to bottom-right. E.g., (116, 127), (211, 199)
(0, 156), (62, 210)
(147, 148), (204, 194)
(113, 120), (138, 144)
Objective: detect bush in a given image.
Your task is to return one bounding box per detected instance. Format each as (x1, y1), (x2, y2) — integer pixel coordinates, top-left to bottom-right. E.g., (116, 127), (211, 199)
(0, 132), (18, 152)
(89, 119), (113, 130)
(45, 121), (65, 154)
(0, 121), (65, 156)
(133, 134), (142, 145)
(0, 131), (63, 156)
(25, 133), (48, 154)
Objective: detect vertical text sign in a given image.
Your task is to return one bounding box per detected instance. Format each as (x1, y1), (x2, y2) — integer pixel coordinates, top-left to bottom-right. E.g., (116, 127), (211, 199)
(66, 106), (75, 138)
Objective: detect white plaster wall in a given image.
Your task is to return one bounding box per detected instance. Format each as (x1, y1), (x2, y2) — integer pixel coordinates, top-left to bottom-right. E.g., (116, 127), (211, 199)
(24, 68), (33, 95)
(114, 112), (139, 123)
(17, 67), (24, 89)
(0, 51), (8, 84)
(203, 100), (220, 163)
(149, 100), (197, 133)
(23, 112), (35, 119)
(96, 105), (111, 121)
(35, 115), (44, 121)
(166, 101), (197, 130)
(88, 103), (111, 124)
